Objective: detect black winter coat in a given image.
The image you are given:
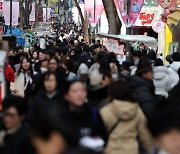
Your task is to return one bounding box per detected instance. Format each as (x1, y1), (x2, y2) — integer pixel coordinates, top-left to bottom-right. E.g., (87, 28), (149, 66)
(28, 89), (62, 121)
(129, 75), (157, 120)
(0, 123), (31, 154)
(58, 101), (106, 142)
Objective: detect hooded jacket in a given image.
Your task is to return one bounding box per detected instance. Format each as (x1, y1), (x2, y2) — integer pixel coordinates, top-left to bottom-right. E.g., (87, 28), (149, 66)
(130, 75), (157, 119)
(168, 67), (179, 89)
(170, 61), (180, 73)
(153, 66), (171, 97)
(100, 100), (152, 154)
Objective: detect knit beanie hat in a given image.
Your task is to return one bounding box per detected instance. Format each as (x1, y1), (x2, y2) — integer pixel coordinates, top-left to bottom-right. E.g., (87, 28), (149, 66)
(90, 69), (103, 86)
(78, 63), (89, 75)
(136, 57), (152, 75)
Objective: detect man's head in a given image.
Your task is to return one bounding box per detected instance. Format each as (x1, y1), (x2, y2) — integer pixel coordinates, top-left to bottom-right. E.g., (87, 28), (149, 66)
(136, 57), (153, 80)
(148, 101), (180, 154)
(2, 95), (26, 129)
(94, 44), (101, 53)
(17, 46), (24, 54)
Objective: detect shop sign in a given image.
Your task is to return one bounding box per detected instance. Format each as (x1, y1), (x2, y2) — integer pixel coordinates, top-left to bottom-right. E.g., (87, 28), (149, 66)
(133, 5), (164, 27)
(139, 12), (154, 25)
(157, 0), (177, 9)
(104, 39), (124, 54)
(152, 20), (165, 33)
(23, 32), (36, 48)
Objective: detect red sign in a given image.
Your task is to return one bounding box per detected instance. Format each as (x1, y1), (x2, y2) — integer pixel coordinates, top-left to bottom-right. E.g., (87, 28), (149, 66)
(0, 26), (3, 34)
(139, 12), (154, 25)
(0, 1), (3, 11)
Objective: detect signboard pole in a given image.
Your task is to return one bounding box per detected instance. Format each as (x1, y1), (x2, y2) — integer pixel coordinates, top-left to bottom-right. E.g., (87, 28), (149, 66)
(10, 0), (12, 34)
(93, 0), (96, 40)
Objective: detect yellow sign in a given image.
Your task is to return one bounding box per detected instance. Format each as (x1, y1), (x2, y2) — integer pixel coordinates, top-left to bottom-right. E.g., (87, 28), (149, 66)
(165, 24), (172, 57)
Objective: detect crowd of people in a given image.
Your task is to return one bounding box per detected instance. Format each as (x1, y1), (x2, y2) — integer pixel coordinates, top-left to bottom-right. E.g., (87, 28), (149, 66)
(1, 27), (180, 154)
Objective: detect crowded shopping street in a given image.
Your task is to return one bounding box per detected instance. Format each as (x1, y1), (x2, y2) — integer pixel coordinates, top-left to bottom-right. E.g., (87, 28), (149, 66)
(0, 0), (180, 154)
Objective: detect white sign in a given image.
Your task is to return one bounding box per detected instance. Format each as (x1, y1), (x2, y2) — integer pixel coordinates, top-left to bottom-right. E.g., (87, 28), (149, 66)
(152, 20), (165, 33)
(133, 5), (164, 27)
(3, 1), (19, 26)
(104, 39), (124, 54)
(29, 2), (35, 22)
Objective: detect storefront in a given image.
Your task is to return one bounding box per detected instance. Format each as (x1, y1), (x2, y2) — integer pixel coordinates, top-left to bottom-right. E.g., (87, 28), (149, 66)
(167, 8), (180, 52)
(132, 5), (164, 38)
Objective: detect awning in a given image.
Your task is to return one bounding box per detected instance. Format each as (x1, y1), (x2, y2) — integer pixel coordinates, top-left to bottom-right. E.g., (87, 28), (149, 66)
(97, 33), (158, 48)
(167, 8), (180, 26)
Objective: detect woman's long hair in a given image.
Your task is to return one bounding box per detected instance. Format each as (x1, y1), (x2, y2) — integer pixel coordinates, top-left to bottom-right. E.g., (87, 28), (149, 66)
(40, 71), (61, 92)
(17, 57), (33, 77)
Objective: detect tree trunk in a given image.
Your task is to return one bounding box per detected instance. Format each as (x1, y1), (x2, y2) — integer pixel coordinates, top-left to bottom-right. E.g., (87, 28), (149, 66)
(34, 0), (40, 27)
(19, 0), (25, 28)
(19, 0), (32, 29)
(83, 13), (89, 43)
(74, 0), (89, 43)
(102, 0), (122, 34)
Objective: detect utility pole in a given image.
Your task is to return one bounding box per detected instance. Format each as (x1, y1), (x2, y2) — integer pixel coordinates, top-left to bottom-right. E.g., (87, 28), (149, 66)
(10, 0), (12, 34)
(46, 0), (48, 22)
(92, 0), (96, 40)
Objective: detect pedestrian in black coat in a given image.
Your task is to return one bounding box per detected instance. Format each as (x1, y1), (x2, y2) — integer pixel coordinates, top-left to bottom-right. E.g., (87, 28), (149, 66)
(0, 95), (31, 154)
(59, 80), (106, 150)
(129, 57), (157, 120)
(28, 71), (62, 122)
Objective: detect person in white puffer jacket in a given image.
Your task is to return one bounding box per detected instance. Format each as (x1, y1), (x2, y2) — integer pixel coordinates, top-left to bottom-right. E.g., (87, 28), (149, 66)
(153, 59), (178, 98)
(170, 52), (180, 73)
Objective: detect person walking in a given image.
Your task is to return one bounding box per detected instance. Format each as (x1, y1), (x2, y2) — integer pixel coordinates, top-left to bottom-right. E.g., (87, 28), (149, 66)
(100, 80), (152, 154)
(130, 57), (157, 119)
(10, 57), (33, 98)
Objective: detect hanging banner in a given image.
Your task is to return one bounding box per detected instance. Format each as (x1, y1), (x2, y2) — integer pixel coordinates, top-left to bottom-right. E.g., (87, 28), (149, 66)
(157, 0), (177, 9)
(29, 2), (35, 22)
(43, 8), (51, 22)
(133, 5), (164, 26)
(84, 0), (104, 27)
(3, 1), (19, 26)
(116, 0), (144, 27)
(0, 1), (3, 12)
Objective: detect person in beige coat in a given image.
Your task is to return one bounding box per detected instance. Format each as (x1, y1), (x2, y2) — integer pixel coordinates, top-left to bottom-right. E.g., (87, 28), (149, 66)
(100, 80), (153, 154)
(10, 57), (33, 98)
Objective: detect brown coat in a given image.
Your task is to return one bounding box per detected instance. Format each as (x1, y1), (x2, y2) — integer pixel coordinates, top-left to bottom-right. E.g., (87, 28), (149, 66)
(100, 100), (152, 154)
